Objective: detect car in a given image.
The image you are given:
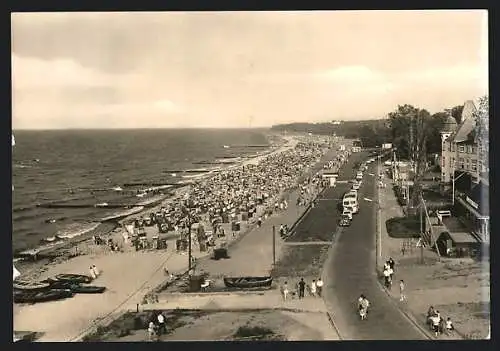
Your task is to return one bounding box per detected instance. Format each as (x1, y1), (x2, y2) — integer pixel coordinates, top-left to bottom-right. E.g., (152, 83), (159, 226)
(339, 214), (351, 227)
(352, 183), (360, 190)
(342, 208), (353, 220)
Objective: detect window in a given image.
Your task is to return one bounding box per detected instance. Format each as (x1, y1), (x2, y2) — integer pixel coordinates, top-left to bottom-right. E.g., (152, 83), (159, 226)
(460, 163), (465, 169)
(459, 145), (465, 153)
(459, 158), (464, 162)
(468, 145), (473, 153)
(472, 165), (477, 172)
(471, 159), (477, 164)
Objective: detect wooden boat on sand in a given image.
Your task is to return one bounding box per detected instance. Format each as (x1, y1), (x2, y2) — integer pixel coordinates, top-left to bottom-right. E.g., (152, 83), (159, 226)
(54, 274), (93, 284)
(223, 276), (273, 289)
(13, 280), (51, 291)
(13, 289), (74, 304)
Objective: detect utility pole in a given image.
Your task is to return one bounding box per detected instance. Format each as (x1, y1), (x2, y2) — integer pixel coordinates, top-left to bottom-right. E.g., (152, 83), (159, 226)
(188, 214), (192, 272)
(420, 197), (424, 264)
(272, 225), (276, 266)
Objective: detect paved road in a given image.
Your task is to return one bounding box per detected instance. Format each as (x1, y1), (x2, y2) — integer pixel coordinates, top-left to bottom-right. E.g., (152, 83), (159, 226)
(292, 151), (427, 340)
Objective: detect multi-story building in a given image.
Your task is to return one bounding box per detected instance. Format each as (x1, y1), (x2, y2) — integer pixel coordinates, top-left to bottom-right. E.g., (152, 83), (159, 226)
(440, 99), (489, 244)
(440, 100), (479, 183)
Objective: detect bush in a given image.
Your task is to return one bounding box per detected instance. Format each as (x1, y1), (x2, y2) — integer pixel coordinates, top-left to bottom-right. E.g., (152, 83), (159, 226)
(234, 325), (274, 338)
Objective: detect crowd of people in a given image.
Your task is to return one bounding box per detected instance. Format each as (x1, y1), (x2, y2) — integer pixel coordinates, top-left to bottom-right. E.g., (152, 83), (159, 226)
(128, 139), (331, 250)
(280, 277), (324, 300)
(427, 306), (455, 337)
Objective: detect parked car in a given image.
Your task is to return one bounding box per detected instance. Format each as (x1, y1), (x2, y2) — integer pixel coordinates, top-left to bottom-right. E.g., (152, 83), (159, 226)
(339, 214), (352, 227)
(342, 208), (353, 220)
(352, 182), (360, 190)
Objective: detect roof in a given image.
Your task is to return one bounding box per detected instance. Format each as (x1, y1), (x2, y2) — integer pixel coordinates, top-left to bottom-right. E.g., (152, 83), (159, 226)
(441, 231), (478, 244)
(451, 100), (477, 143)
(467, 180), (489, 215)
(441, 114), (458, 133)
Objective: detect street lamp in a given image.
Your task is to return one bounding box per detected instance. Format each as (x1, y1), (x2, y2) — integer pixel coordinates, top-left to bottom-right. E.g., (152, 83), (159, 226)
(181, 202), (196, 273)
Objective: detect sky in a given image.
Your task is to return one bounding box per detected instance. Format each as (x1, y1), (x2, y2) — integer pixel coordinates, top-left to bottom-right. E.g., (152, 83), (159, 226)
(11, 10), (488, 129)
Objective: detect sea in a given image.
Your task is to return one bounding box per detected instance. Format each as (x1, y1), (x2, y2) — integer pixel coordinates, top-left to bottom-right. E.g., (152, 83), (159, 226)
(12, 128), (275, 255)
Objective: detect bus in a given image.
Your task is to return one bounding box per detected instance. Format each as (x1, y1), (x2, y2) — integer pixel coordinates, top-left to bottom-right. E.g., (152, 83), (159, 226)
(342, 192), (359, 214)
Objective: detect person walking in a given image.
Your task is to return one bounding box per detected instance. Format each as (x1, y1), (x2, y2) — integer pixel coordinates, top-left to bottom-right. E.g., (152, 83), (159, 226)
(310, 280), (317, 297)
(147, 321), (157, 341)
(445, 317), (454, 335)
(298, 278), (306, 299)
(92, 264), (100, 277)
(282, 281), (289, 301)
(388, 257), (395, 276)
(399, 280), (406, 301)
(89, 265), (97, 280)
(157, 312), (166, 336)
(316, 278), (324, 297)
(383, 268), (392, 290)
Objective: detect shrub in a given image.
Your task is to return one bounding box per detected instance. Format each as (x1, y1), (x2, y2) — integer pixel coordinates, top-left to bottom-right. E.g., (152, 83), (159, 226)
(234, 325), (274, 338)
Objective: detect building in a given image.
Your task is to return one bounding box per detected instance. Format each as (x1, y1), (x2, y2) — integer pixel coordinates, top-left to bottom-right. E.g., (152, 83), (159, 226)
(352, 139), (362, 152)
(440, 99), (489, 244)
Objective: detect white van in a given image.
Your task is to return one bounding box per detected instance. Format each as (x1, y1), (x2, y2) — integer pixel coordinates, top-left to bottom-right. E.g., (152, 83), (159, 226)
(342, 194), (359, 214)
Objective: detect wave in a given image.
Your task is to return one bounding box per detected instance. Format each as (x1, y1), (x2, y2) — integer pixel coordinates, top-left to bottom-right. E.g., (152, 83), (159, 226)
(55, 222), (101, 239)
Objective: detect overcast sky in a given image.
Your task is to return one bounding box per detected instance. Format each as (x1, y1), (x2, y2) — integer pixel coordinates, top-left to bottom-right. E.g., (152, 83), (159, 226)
(11, 10), (488, 129)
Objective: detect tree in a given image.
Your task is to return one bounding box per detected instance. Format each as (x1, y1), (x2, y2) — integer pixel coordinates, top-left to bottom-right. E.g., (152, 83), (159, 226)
(451, 105), (465, 124)
(472, 95), (489, 177)
(426, 112), (448, 154)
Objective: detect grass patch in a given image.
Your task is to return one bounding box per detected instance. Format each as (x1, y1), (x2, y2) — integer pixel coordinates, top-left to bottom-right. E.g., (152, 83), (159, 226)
(385, 216), (421, 239)
(271, 245), (329, 278)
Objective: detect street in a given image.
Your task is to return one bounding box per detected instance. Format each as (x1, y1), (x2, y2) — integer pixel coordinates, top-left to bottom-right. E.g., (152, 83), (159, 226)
(292, 151), (428, 340)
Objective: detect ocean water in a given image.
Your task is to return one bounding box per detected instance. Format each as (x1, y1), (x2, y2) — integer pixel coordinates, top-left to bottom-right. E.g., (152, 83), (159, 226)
(12, 129), (272, 253)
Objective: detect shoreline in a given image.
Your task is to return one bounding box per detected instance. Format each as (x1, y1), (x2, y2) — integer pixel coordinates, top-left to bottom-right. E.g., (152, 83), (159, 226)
(13, 133), (330, 342)
(13, 133), (290, 282)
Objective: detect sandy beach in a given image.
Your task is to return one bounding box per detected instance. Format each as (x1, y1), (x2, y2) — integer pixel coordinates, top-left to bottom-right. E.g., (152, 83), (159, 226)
(13, 134), (310, 342)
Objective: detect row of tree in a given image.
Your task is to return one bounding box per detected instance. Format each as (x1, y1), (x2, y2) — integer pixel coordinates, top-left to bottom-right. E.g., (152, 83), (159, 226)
(271, 102), (468, 158)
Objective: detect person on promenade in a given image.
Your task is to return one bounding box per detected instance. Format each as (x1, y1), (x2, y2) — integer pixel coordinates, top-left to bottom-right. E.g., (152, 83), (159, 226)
(388, 257), (395, 276)
(310, 280), (317, 297)
(257, 217), (262, 228)
(445, 317), (454, 335)
(298, 278), (306, 299)
(358, 294), (370, 320)
(430, 314), (441, 337)
(383, 268), (392, 290)
(92, 264), (100, 277)
(157, 312), (166, 335)
(147, 321), (157, 341)
(399, 280), (406, 301)
(316, 278), (324, 297)
(89, 265), (97, 280)
(282, 281), (289, 301)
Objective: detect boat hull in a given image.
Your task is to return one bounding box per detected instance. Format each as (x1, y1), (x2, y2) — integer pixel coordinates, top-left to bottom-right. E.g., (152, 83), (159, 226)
(54, 274), (93, 284)
(13, 289), (74, 303)
(223, 276), (273, 289)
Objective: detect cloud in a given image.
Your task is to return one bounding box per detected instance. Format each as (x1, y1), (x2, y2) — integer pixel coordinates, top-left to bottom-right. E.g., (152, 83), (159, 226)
(401, 64), (485, 84)
(316, 65), (395, 95)
(11, 54), (114, 90)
